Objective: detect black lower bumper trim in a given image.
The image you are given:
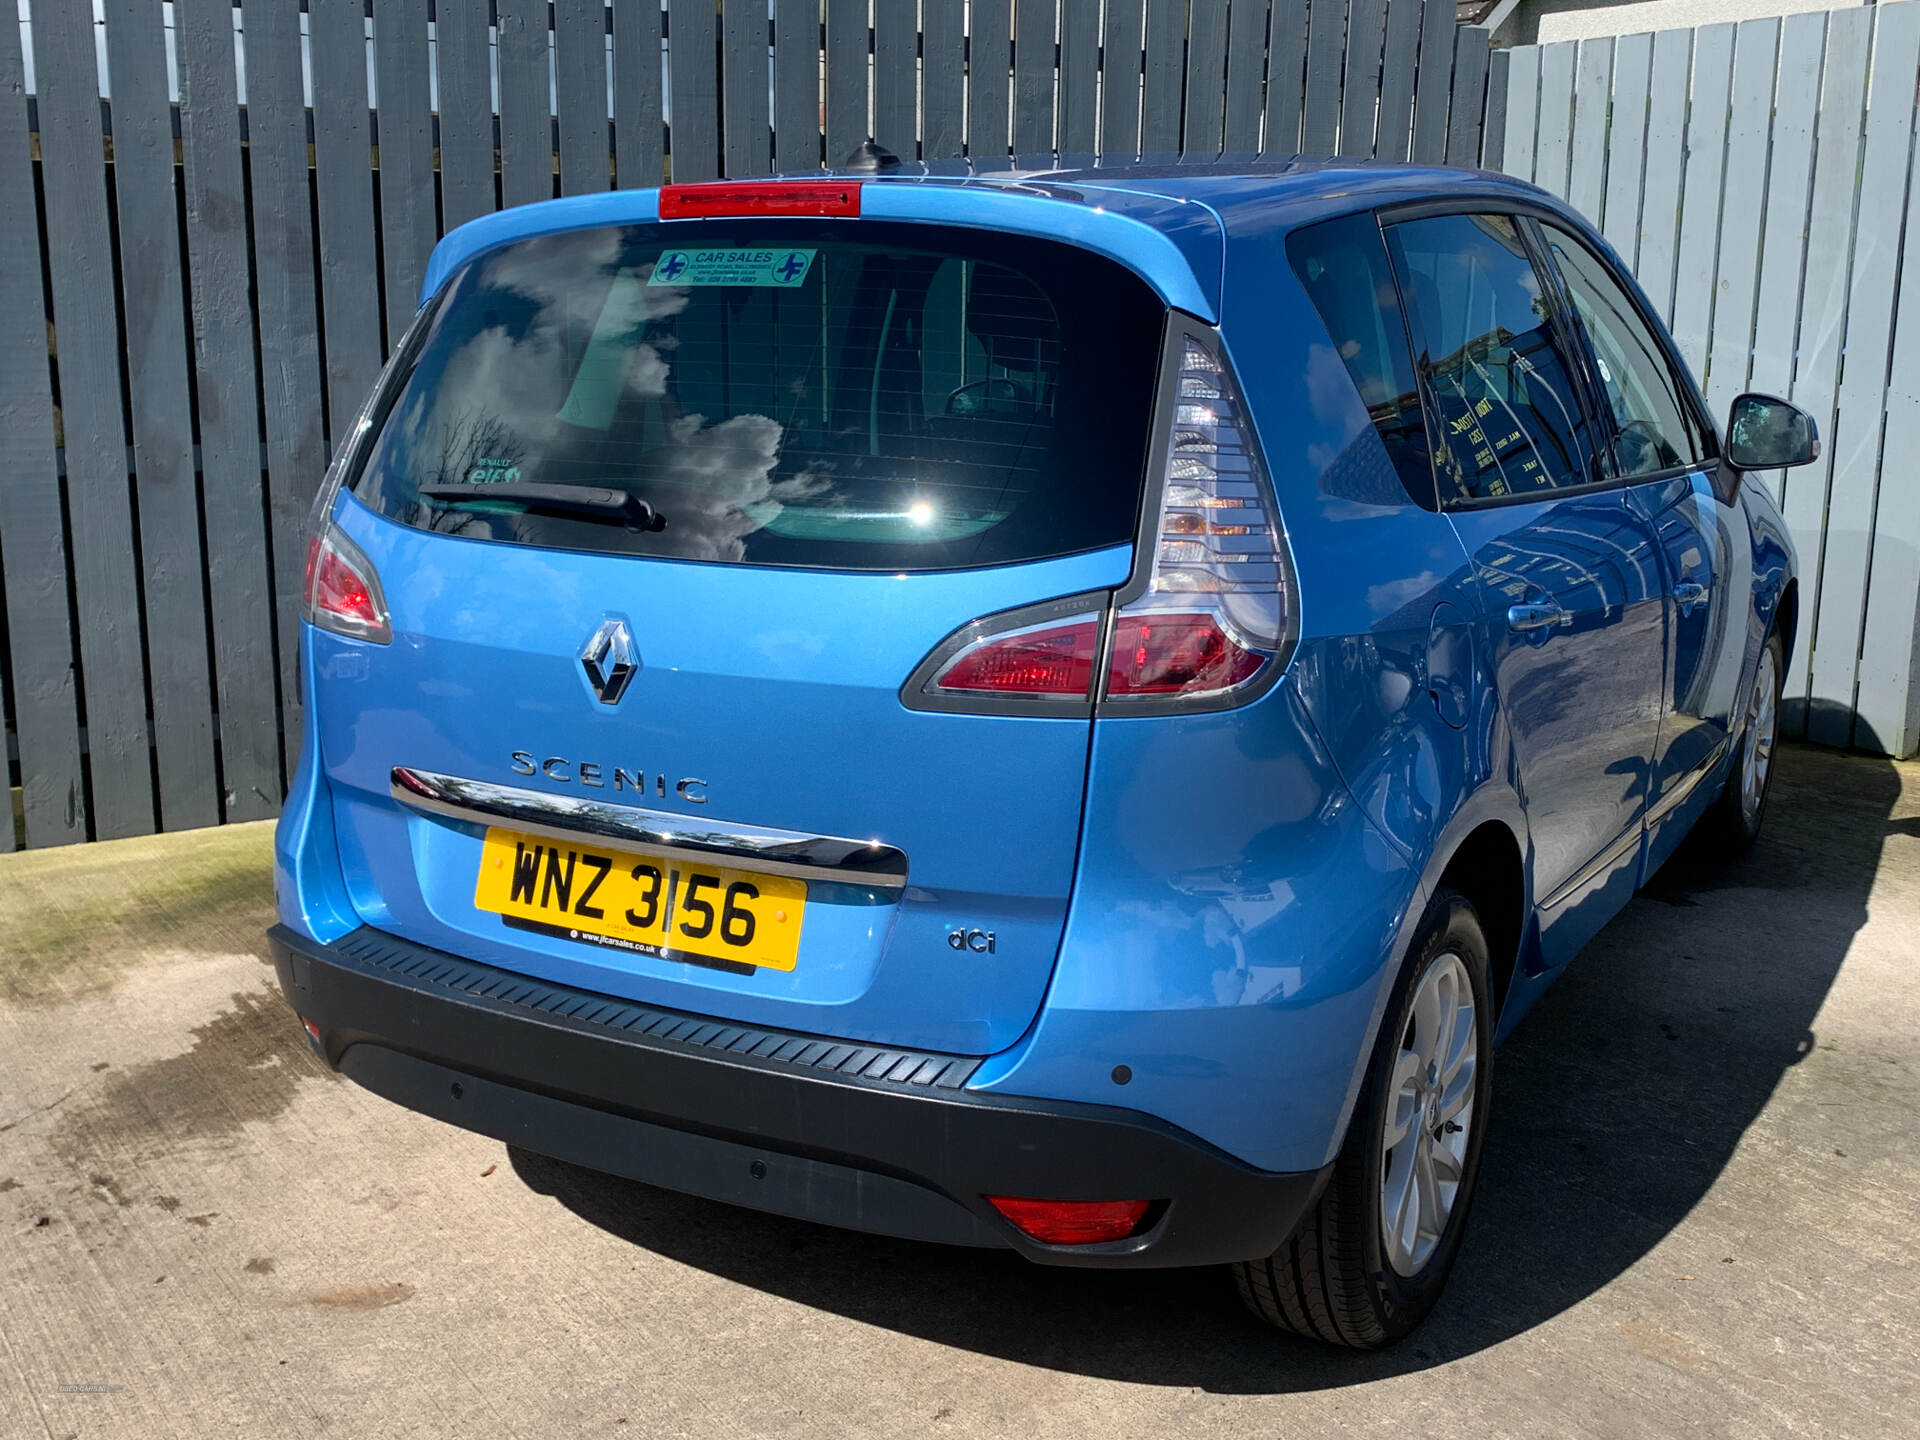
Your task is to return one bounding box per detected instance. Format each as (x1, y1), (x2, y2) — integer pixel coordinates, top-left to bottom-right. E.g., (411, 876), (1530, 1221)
(271, 924), (1331, 1268)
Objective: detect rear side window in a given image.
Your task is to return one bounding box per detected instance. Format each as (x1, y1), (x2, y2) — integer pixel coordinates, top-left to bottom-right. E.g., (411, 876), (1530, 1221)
(1385, 213), (1603, 504)
(1286, 212), (1436, 508)
(352, 222), (1166, 571)
(1539, 223), (1710, 478)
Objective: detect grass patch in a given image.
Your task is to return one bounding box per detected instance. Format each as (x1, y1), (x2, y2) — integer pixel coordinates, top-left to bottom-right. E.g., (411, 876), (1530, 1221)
(0, 821), (278, 1004)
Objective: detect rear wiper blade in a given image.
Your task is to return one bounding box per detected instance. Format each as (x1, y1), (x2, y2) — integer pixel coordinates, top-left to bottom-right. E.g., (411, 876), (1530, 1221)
(417, 482), (666, 532)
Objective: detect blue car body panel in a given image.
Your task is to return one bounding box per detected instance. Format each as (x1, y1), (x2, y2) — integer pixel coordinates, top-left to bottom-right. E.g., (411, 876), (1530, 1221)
(277, 159), (1797, 1195)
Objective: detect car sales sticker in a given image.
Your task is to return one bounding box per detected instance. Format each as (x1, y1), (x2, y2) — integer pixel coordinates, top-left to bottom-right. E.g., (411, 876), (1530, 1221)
(649, 248), (816, 288)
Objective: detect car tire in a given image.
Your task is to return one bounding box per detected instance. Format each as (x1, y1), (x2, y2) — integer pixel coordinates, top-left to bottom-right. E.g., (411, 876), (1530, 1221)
(1234, 886), (1495, 1349)
(1702, 629), (1785, 856)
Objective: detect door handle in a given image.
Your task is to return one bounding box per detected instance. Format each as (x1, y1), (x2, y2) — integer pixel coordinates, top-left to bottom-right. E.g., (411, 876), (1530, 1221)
(1507, 601), (1572, 635)
(1672, 580), (1710, 614)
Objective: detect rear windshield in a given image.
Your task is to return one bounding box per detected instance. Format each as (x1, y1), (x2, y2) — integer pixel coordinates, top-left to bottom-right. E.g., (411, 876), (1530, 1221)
(352, 221), (1167, 570)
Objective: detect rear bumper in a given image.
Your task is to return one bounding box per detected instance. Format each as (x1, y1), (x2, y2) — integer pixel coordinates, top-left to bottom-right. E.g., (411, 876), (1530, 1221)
(270, 924), (1330, 1267)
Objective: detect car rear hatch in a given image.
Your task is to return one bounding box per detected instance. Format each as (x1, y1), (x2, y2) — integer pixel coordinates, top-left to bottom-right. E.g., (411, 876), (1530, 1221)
(305, 193), (1192, 1056)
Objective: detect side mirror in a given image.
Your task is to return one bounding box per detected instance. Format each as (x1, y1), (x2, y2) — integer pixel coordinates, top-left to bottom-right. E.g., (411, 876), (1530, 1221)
(1724, 393), (1820, 470)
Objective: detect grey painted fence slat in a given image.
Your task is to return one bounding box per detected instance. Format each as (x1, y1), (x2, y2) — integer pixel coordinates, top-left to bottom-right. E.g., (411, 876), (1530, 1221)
(433, 0), (496, 225)
(1566, 38), (1611, 222)
(30, 0), (152, 839)
(1058, 0), (1099, 155)
(497, 0), (555, 200)
(0, 9), (83, 846)
(1376, 0), (1421, 163)
(970, 0), (1012, 160)
(1140, 0), (1183, 155)
(723, 0), (772, 173)
(1748, 12), (1826, 505)
(1340, 0), (1388, 158)
(772, 0), (823, 170)
(1100, 0), (1145, 159)
(1224, 0), (1272, 155)
(1600, 31), (1652, 261)
(1410, 0), (1454, 164)
(1701, 18), (1780, 422)
(1809, 2), (1920, 749)
(1532, 41), (1575, 198)
(873, 0), (917, 157)
(557, 0), (612, 192)
(376, 0), (435, 336)
(1013, 0), (1055, 155)
(1636, 28), (1692, 321)
(1496, 40), (1537, 179)
(1262, 0), (1309, 156)
(1863, 109), (1920, 755)
(1303, 0), (1346, 155)
(241, 0), (327, 762)
(1182, 0), (1229, 157)
(922, 0), (966, 159)
(826, 0), (868, 163)
(1781, 5), (1871, 722)
(310, 0), (386, 448)
(1668, 24), (1735, 388)
(1481, 44), (1510, 170)
(614, 0), (667, 185)
(176, 0), (282, 821)
(1445, 25), (1490, 168)
(103, 0), (218, 832)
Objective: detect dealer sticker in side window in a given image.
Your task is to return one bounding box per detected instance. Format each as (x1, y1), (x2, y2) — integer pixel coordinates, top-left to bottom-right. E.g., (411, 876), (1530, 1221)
(648, 248), (817, 288)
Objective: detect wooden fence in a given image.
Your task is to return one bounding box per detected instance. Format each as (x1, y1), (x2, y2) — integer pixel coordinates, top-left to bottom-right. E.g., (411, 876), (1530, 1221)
(1494, 1), (1920, 759)
(0, 0), (1498, 850)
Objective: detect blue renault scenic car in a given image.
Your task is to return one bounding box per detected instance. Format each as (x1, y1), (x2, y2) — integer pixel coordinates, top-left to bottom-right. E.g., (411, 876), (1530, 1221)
(273, 159), (1813, 1348)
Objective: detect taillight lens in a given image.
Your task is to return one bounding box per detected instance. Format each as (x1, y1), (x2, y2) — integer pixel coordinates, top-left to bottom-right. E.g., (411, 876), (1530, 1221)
(930, 617), (1100, 697)
(1107, 612), (1267, 695)
(1103, 332), (1296, 705)
(985, 1196), (1155, 1245)
(302, 524), (391, 644)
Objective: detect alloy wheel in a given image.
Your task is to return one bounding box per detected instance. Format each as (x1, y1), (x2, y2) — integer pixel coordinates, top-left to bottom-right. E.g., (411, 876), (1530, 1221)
(1380, 950), (1478, 1277)
(1741, 645), (1779, 827)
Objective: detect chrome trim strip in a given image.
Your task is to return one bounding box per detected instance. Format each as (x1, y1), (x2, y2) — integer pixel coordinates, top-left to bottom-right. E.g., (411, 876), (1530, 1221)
(1645, 738), (1731, 828)
(389, 768), (908, 893)
(1541, 740), (1733, 913)
(1539, 819), (1644, 913)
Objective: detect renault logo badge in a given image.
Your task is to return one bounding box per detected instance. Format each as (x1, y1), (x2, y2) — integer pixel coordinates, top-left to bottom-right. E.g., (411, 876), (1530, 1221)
(580, 617), (638, 705)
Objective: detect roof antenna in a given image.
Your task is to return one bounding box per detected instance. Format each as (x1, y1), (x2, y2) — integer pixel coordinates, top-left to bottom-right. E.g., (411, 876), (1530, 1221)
(842, 141), (901, 173)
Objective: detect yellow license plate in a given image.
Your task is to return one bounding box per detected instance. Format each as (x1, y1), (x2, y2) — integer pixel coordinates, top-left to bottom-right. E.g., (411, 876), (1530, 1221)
(472, 826), (806, 973)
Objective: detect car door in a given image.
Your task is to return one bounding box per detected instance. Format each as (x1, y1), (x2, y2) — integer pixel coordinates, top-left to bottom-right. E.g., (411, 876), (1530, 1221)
(1382, 209), (1667, 971)
(1534, 222), (1744, 877)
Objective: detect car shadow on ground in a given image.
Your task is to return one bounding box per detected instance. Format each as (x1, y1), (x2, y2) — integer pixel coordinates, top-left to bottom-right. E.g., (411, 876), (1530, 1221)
(509, 744), (1903, 1392)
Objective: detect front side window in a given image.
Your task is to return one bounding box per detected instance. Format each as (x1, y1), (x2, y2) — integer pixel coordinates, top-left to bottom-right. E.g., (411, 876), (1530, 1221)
(1540, 224), (1709, 479)
(352, 222), (1166, 571)
(1386, 212), (1602, 504)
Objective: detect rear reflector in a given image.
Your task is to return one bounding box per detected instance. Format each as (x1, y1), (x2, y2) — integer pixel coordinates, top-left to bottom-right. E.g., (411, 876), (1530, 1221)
(658, 181), (862, 220)
(1107, 612), (1266, 696)
(931, 618), (1100, 697)
(986, 1196), (1155, 1245)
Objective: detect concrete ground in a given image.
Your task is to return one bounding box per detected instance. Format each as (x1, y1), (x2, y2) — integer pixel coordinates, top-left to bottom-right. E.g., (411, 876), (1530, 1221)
(1, 744), (1915, 1439)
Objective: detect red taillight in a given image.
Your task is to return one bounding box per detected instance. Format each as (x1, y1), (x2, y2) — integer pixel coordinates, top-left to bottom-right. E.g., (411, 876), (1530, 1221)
(302, 526), (391, 644)
(985, 1196), (1155, 1245)
(1106, 612), (1265, 696)
(932, 619), (1099, 697)
(658, 181), (862, 220)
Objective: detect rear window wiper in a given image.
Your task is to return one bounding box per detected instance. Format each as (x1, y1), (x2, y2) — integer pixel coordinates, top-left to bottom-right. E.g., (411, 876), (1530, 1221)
(416, 482), (667, 532)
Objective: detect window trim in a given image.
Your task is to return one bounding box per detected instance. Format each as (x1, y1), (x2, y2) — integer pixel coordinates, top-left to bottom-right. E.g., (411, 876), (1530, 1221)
(1371, 197), (1713, 513)
(1527, 215), (1721, 488)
